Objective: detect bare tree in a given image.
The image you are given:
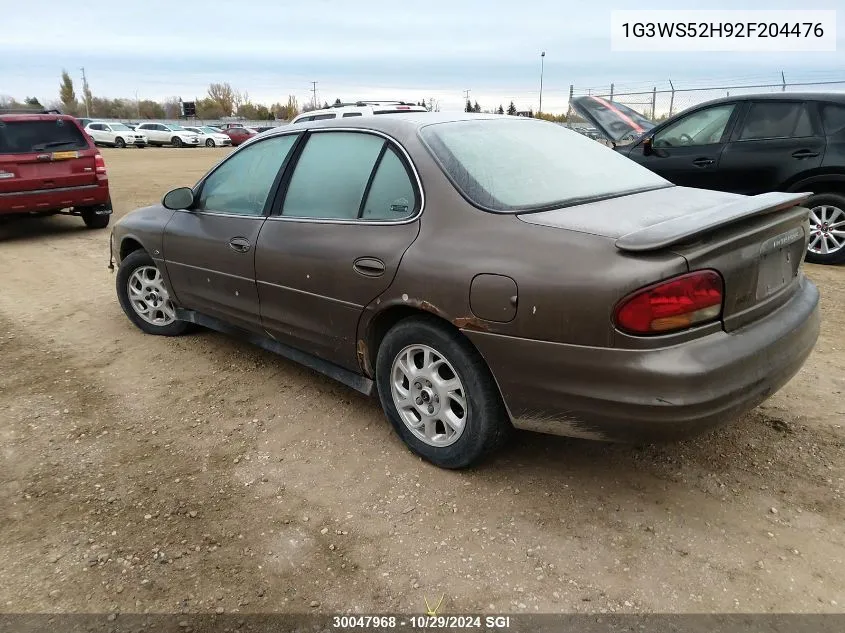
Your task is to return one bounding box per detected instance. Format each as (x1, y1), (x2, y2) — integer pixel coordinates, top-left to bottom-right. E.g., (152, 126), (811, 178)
(207, 82), (236, 117)
(59, 70), (77, 114)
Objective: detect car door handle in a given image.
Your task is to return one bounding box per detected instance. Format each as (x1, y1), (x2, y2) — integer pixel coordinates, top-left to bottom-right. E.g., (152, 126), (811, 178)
(228, 237), (251, 253)
(791, 149), (819, 159)
(692, 157), (715, 167)
(353, 257), (386, 277)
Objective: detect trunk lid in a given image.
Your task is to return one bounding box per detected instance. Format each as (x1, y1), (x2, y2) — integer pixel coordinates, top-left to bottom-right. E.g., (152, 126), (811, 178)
(518, 186), (812, 331)
(0, 117), (98, 194)
(569, 95), (656, 145)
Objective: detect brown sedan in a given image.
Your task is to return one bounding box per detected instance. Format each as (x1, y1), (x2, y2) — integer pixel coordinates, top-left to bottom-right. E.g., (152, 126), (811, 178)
(109, 113), (820, 469)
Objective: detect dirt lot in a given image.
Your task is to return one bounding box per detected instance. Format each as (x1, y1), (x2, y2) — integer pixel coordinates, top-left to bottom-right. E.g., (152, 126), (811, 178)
(1, 147), (843, 616)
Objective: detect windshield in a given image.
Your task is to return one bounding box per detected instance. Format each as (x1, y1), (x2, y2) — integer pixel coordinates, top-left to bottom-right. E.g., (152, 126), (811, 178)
(199, 127), (217, 133)
(168, 124), (187, 131)
(419, 118), (670, 213)
(110, 123), (131, 131)
(0, 120), (89, 154)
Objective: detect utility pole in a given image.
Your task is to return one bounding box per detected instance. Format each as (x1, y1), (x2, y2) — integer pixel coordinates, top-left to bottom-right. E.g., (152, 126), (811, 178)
(463, 89), (471, 112)
(539, 51), (545, 114)
(80, 67), (90, 117)
(311, 81), (318, 109)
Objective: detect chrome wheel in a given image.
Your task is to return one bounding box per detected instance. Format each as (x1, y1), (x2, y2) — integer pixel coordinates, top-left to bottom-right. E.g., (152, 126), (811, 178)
(809, 205), (845, 255)
(126, 266), (176, 326)
(390, 344), (467, 447)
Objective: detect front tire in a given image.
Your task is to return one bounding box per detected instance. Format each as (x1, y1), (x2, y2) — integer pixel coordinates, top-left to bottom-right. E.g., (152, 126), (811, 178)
(171, 136), (183, 148)
(114, 137), (126, 148)
(205, 138), (215, 147)
(116, 250), (188, 336)
(805, 192), (845, 265)
(375, 316), (511, 469)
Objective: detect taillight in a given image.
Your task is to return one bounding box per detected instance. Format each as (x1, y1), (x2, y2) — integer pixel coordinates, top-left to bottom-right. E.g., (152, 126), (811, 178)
(95, 153), (107, 181)
(614, 270), (723, 335)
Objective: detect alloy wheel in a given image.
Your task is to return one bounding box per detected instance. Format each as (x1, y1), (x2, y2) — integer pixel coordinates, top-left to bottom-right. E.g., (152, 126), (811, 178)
(809, 205), (845, 255)
(126, 266), (176, 326)
(390, 344), (468, 447)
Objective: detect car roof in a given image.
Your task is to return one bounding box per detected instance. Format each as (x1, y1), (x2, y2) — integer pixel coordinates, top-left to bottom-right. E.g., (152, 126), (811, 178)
(275, 112), (525, 138)
(688, 92), (845, 109)
(0, 112), (79, 123)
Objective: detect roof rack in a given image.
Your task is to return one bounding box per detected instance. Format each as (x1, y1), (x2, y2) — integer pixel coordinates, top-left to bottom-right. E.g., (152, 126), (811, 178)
(0, 107), (62, 115)
(328, 100), (420, 109)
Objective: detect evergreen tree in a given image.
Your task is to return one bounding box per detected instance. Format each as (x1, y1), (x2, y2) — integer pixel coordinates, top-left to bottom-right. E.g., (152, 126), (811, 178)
(473, 100), (481, 113)
(507, 101), (517, 116)
(465, 99), (473, 113)
(497, 104), (504, 115)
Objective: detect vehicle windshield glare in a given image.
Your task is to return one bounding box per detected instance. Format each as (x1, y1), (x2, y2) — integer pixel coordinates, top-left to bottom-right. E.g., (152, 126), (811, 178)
(419, 118), (671, 213)
(110, 123), (131, 131)
(168, 125), (186, 131)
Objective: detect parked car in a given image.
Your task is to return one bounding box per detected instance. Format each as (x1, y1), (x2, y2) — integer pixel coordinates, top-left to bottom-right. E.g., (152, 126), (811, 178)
(85, 121), (148, 148)
(571, 93), (845, 265)
(109, 113), (819, 469)
(134, 123), (201, 148)
(0, 109), (111, 228)
(76, 117), (94, 129)
(221, 126), (257, 146)
(184, 126), (233, 147)
(290, 101), (428, 125)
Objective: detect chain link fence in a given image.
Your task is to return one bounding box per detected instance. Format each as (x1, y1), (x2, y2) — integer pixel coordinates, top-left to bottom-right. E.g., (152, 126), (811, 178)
(567, 78), (845, 123)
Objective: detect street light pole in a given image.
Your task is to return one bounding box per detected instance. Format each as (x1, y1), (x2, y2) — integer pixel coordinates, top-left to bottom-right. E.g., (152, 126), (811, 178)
(539, 51), (546, 115)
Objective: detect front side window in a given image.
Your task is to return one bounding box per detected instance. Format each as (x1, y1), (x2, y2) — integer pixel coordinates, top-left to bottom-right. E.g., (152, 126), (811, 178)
(653, 104), (735, 148)
(420, 118), (669, 213)
(196, 135), (298, 216)
(738, 102), (813, 140)
(282, 132), (387, 220)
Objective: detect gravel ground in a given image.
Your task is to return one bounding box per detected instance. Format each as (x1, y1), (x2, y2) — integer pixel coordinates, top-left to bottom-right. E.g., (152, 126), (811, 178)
(0, 147), (843, 616)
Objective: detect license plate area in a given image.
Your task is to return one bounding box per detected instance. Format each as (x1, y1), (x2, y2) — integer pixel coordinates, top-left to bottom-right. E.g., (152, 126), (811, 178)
(755, 227), (804, 301)
(51, 151), (79, 160)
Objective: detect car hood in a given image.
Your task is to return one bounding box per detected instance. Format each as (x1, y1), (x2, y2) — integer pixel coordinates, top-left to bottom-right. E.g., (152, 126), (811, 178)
(569, 96), (656, 145)
(517, 185), (747, 240)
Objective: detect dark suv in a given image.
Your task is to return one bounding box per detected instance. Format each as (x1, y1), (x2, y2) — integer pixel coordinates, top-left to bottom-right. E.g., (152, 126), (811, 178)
(0, 109), (112, 229)
(572, 93), (845, 265)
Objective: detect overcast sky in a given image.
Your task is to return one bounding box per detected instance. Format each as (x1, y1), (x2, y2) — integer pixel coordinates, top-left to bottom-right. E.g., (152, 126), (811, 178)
(1, 0), (843, 113)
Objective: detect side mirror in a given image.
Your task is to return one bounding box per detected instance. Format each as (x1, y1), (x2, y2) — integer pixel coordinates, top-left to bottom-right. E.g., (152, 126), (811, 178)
(162, 187), (195, 210)
(642, 136), (654, 156)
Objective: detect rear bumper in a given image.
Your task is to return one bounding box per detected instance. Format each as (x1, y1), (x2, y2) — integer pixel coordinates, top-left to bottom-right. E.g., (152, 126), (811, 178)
(466, 275), (820, 443)
(0, 184), (110, 215)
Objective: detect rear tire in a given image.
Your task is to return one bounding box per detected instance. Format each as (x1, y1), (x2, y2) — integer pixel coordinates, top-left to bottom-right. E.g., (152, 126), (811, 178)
(172, 136), (183, 148)
(375, 315), (511, 469)
(116, 250), (189, 337)
(114, 137), (126, 148)
(804, 192), (845, 265)
(81, 208), (110, 229)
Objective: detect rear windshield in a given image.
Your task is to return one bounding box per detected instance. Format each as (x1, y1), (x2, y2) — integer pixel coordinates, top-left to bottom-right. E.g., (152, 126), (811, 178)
(419, 118), (670, 213)
(0, 119), (89, 154)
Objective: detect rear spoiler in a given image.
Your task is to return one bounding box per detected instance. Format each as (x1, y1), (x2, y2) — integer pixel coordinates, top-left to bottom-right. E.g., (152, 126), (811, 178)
(615, 191), (812, 252)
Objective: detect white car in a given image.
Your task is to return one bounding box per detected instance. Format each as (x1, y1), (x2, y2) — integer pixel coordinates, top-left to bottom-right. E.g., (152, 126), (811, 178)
(85, 122), (148, 148)
(184, 126), (233, 147)
(134, 123), (201, 148)
(289, 101), (428, 125)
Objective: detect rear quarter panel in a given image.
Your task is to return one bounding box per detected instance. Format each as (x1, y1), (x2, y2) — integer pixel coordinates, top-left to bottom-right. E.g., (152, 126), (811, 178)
(358, 130), (689, 355)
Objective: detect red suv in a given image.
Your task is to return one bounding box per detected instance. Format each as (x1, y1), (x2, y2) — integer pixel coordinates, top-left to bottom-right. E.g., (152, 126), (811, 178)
(0, 109), (112, 229)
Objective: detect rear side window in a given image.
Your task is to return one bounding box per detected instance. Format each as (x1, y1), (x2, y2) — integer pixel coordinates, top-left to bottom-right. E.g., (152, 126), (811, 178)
(738, 102), (814, 140)
(282, 132), (385, 219)
(312, 114), (336, 121)
(821, 104), (845, 136)
(360, 147), (417, 220)
(0, 119), (88, 154)
(342, 112), (363, 118)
